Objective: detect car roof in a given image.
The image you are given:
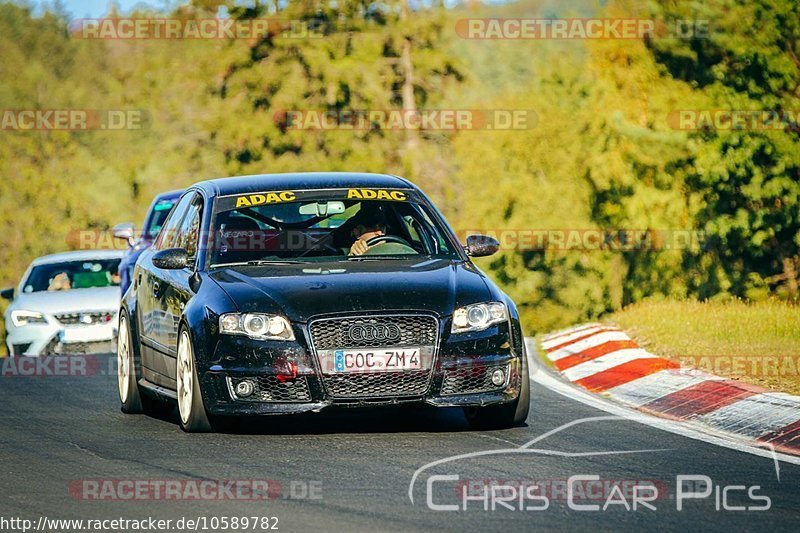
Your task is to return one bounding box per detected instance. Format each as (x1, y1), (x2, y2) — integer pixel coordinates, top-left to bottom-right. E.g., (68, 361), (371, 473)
(31, 249), (124, 266)
(193, 172), (417, 197)
(153, 189), (184, 201)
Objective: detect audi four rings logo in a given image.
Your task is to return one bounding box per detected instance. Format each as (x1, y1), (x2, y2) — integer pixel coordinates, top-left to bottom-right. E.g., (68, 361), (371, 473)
(347, 323), (401, 342)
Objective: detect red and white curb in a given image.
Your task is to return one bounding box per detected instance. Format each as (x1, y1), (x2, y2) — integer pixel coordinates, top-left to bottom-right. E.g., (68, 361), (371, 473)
(539, 323), (800, 456)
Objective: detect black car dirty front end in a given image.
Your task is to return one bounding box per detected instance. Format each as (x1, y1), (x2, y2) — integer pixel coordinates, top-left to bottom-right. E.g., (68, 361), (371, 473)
(120, 173), (529, 432)
(199, 310), (524, 416)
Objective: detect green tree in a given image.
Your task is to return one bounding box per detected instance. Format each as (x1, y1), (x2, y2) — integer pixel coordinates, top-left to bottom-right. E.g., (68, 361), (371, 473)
(646, 0), (800, 299)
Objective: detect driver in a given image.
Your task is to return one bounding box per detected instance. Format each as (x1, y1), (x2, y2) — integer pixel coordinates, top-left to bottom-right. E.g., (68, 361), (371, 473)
(48, 271), (71, 291)
(348, 204), (415, 257)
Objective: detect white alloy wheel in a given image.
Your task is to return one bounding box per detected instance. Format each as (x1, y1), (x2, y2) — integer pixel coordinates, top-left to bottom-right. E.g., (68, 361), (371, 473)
(117, 316), (131, 403)
(177, 330), (194, 425)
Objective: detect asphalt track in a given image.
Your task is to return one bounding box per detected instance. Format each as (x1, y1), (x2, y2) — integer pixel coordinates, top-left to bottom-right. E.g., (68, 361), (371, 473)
(0, 351), (798, 532)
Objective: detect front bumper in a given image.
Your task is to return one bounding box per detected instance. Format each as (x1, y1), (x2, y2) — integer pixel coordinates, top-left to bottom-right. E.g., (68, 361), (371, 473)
(198, 315), (524, 416)
(6, 321), (117, 356)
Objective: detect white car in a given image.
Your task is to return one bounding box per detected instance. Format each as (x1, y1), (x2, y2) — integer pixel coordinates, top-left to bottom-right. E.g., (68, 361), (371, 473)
(2, 250), (124, 356)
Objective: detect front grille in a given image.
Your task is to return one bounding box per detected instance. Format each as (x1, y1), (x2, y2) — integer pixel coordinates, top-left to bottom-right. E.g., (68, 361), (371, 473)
(441, 364), (510, 395)
(227, 376), (311, 403)
(323, 370), (431, 398)
(42, 338), (117, 355)
(55, 312), (114, 326)
(309, 313), (439, 399)
(310, 315), (437, 350)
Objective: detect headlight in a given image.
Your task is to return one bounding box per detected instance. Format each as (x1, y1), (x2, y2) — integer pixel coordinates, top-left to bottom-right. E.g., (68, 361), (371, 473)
(219, 313), (295, 341)
(451, 302), (507, 333)
(10, 310), (48, 327)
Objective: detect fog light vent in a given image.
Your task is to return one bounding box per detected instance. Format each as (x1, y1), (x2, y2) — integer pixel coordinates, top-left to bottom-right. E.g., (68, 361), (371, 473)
(491, 369), (506, 387)
(235, 379), (256, 398)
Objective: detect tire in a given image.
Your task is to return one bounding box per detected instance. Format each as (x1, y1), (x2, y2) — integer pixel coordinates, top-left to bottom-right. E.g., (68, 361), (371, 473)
(176, 328), (212, 433)
(118, 312), (144, 414)
(513, 346), (531, 424)
(464, 352), (531, 430)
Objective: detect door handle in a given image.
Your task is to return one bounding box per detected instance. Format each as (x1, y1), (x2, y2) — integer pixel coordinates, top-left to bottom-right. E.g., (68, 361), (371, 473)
(153, 281), (160, 298)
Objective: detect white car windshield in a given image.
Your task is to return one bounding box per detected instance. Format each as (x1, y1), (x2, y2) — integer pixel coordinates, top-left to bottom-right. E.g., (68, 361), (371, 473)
(22, 259), (122, 293)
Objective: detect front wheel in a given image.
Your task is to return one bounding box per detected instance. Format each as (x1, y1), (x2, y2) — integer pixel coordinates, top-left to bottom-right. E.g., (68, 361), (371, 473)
(118, 313), (144, 413)
(176, 328), (212, 432)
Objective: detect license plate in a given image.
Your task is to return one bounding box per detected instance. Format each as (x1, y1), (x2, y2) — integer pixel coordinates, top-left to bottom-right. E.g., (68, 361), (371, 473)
(332, 347), (422, 373)
(60, 324), (114, 343)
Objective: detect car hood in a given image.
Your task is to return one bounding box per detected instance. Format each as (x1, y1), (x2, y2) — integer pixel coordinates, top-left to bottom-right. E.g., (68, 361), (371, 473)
(9, 286), (121, 316)
(209, 258), (494, 322)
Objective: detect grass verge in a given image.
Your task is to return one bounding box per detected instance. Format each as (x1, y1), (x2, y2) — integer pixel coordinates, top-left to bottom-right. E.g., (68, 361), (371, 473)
(606, 299), (800, 395)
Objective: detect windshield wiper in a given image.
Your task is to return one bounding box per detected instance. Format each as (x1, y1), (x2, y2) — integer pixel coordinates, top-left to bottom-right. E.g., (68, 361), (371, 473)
(211, 260), (308, 268)
(347, 255), (420, 261)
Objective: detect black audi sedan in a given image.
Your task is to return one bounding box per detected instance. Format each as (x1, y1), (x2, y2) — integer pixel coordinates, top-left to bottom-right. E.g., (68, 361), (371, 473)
(117, 173), (529, 432)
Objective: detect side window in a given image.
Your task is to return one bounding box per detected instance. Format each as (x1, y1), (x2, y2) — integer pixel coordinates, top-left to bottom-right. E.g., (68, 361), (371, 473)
(415, 205), (451, 255)
(401, 215), (424, 248)
(153, 193), (194, 251)
(176, 196), (203, 262)
(394, 203), (446, 255)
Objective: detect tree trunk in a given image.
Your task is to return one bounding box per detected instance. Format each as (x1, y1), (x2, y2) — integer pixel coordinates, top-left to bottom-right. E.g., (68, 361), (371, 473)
(401, 37), (418, 147)
(399, 0), (420, 179)
(782, 256), (799, 296)
(400, 0), (417, 143)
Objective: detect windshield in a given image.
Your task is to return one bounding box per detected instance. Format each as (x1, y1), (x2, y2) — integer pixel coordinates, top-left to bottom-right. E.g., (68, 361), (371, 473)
(144, 198), (177, 240)
(22, 259), (121, 293)
(210, 192), (458, 266)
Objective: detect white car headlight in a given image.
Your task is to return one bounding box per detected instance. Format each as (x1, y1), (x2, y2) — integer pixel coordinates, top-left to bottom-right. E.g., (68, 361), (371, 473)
(11, 310), (48, 327)
(219, 313), (295, 341)
(451, 302), (508, 333)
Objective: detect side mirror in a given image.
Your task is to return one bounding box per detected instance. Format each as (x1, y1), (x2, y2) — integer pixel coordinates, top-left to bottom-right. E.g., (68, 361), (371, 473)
(0, 287), (13, 300)
(152, 248), (189, 270)
(465, 234), (500, 257)
(113, 222), (136, 247)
